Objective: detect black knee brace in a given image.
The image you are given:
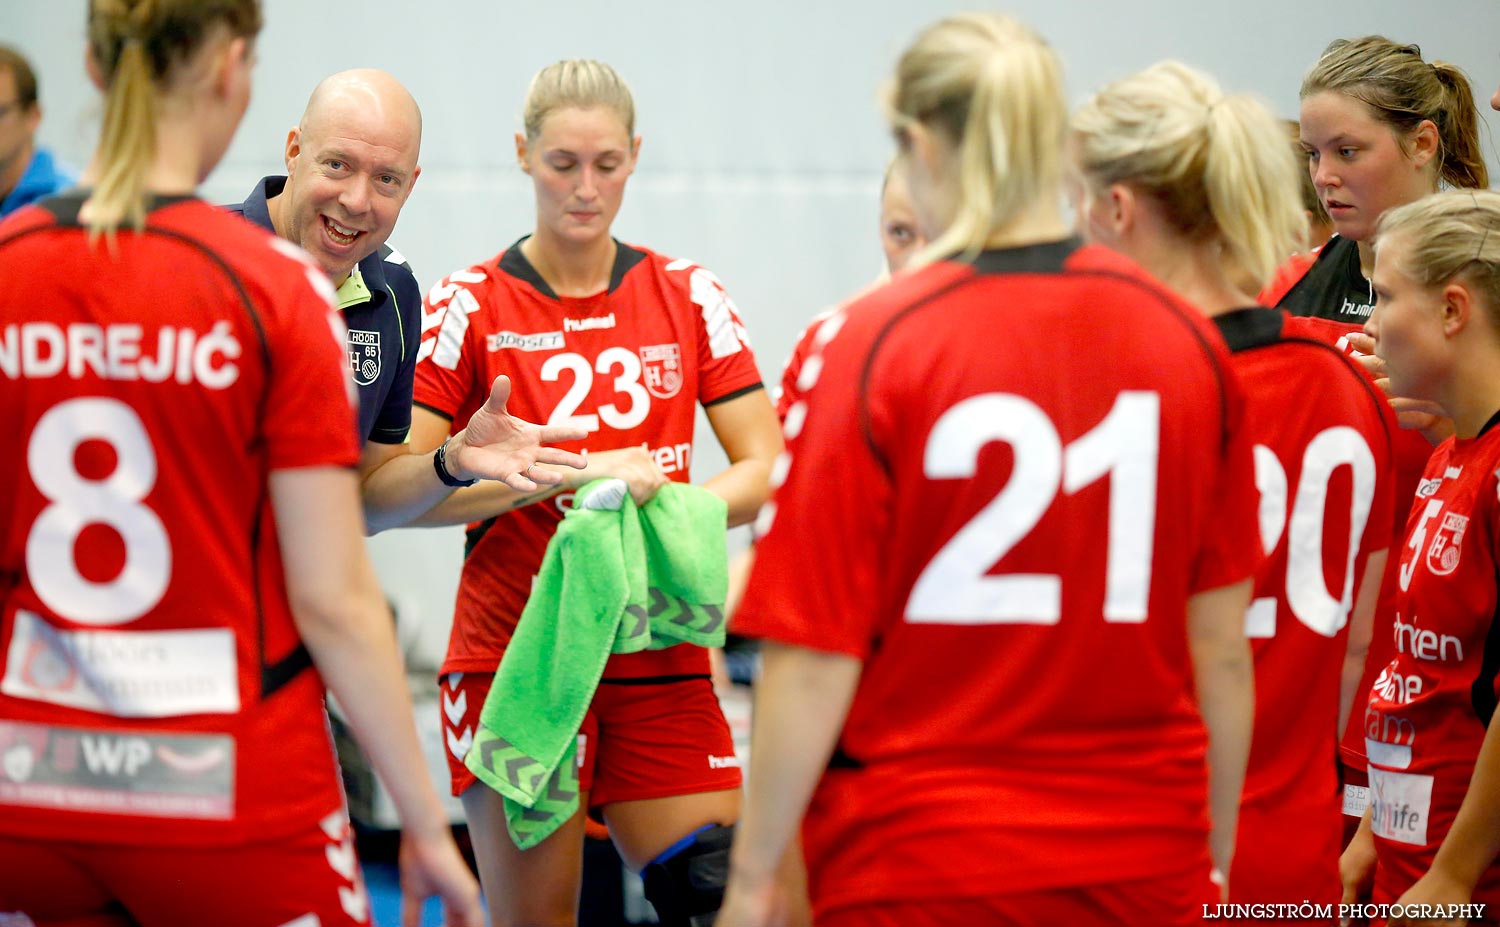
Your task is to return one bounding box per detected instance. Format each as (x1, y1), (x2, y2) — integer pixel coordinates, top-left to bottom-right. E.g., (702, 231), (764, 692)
(641, 823), (734, 927)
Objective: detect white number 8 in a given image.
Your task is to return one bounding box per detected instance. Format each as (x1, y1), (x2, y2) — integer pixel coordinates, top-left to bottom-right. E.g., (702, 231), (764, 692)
(26, 398), (170, 625)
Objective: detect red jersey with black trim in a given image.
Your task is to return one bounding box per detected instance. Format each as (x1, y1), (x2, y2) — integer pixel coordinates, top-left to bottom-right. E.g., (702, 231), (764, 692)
(1267, 255), (1440, 774)
(0, 195), (360, 847)
(774, 307), (836, 422)
(734, 240), (1262, 911)
(1363, 421), (1500, 910)
(414, 239), (763, 680)
(1212, 308), (1395, 907)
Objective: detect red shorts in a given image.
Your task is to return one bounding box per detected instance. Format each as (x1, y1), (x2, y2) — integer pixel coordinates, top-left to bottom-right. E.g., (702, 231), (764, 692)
(816, 868), (1217, 927)
(0, 810), (369, 926)
(440, 672), (741, 807)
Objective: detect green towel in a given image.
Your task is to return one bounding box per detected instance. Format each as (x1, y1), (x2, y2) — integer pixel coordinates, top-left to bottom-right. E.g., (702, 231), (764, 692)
(464, 478), (729, 849)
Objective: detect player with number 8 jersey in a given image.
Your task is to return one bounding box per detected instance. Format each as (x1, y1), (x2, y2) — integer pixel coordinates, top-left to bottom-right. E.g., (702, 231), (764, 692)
(0, 3), (485, 923)
(0, 192), (357, 849)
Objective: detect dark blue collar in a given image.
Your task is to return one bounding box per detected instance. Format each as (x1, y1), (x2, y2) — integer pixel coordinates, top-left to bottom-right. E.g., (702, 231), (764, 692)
(235, 175), (391, 300)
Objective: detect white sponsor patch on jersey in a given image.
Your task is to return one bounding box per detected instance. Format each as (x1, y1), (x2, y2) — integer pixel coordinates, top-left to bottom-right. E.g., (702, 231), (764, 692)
(486, 330), (565, 353)
(2, 609), (239, 717)
(1367, 766), (1433, 846)
(1342, 783), (1370, 818)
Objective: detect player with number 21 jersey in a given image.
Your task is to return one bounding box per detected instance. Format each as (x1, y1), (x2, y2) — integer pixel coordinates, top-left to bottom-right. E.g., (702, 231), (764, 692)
(735, 239), (1263, 916)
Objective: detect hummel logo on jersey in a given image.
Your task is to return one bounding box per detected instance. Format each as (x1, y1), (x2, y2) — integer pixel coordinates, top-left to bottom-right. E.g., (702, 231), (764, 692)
(486, 331), (564, 352)
(708, 754), (741, 770)
(564, 313), (616, 332)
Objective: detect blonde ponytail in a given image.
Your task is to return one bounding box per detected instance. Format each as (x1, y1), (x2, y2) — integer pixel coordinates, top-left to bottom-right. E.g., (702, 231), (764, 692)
(89, 35), (157, 234)
(86, 0), (263, 236)
(885, 13), (1066, 261)
(1072, 61), (1303, 289)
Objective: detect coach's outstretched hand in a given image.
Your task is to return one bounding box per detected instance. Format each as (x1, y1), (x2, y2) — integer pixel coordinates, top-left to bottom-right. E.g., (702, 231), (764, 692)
(445, 375), (588, 491)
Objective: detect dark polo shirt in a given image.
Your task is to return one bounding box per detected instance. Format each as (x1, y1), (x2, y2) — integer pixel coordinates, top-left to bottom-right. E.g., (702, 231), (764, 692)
(229, 175), (420, 446)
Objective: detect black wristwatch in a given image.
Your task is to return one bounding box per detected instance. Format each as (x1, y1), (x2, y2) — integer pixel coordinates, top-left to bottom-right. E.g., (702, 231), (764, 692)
(433, 437), (477, 488)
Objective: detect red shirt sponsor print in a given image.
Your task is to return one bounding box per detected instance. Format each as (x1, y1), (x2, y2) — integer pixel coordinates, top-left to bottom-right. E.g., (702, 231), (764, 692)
(1363, 424), (1500, 910)
(735, 240), (1261, 910)
(414, 240), (763, 679)
(0, 197), (359, 847)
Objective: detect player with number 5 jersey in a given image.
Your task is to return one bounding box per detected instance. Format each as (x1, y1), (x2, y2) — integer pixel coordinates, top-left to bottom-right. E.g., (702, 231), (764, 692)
(723, 18), (1259, 927)
(407, 60), (783, 927)
(1070, 63), (1395, 919)
(1341, 191), (1500, 919)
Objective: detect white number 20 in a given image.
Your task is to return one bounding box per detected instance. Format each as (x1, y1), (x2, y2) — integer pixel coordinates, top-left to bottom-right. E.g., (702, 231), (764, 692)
(1247, 429), (1376, 638)
(26, 398), (171, 625)
(906, 391), (1159, 625)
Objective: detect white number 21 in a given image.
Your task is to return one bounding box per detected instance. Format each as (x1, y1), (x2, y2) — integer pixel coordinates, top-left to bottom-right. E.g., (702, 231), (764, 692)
(906, 391), (1159, 625)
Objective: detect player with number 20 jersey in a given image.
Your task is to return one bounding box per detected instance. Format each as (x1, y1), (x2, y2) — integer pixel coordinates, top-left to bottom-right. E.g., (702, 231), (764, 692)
(1213, 309), (1395, 908)
(735, 239), (1262, 918)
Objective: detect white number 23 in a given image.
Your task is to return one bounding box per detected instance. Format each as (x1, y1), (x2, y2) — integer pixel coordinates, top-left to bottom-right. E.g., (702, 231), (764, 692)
(541, 348), (650, 433)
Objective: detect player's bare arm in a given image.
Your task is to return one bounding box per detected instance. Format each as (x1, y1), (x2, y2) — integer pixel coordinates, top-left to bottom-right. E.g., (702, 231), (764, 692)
(359, 374), (586, 533)
(701, 389), (784, 528)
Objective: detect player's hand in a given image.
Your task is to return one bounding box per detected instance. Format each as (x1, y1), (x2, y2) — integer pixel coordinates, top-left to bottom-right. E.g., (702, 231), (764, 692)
(1339, 826), (1378, 926)
(718, 878), (787, 927)
(447, 375), (587, 491)
(1388, 868), (1472, 926)
(398, 830), (483, 927)
(1344, 334), (1454, 442)
(563, 446), (669, 506)
(1388, 396), (1455, 443)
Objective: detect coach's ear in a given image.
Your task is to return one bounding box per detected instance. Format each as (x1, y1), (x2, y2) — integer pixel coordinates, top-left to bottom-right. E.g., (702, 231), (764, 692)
(85, 44), (106, 91)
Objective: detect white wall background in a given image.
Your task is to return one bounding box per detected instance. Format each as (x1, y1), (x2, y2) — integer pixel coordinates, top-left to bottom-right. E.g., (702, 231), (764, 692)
(7, 0), (1500, 662)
